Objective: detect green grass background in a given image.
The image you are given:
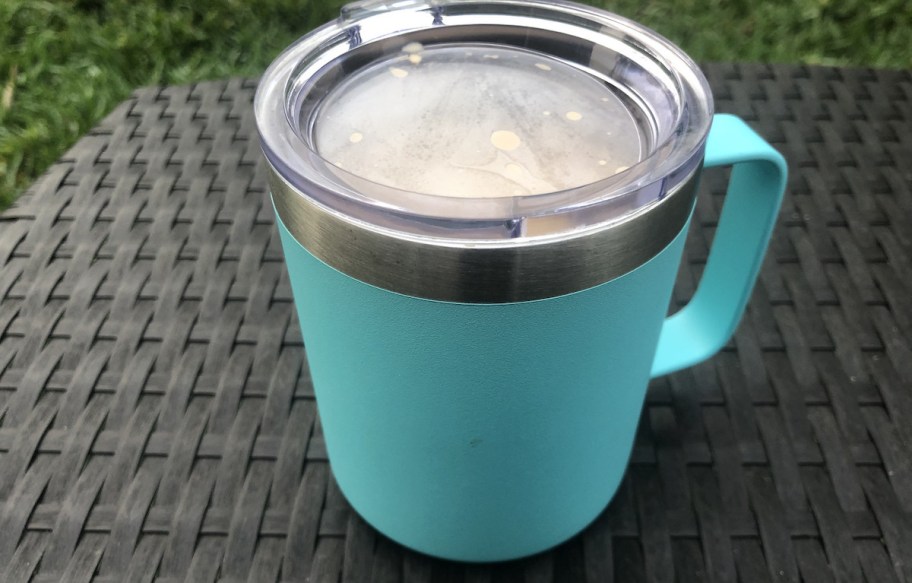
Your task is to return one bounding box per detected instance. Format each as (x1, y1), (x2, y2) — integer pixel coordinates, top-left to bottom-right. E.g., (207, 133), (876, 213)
(2, 0), (911, 208)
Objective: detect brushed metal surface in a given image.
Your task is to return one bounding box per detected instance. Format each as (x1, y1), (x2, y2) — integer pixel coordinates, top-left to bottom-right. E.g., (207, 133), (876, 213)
(270, 168), (699, 302)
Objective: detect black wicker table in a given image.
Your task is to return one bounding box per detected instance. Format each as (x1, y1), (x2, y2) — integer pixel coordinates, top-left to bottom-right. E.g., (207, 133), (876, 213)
(1, 64), (911, 582)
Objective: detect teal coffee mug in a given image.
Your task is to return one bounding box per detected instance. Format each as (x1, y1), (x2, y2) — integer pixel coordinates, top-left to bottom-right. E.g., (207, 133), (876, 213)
(255, 0), (786, 562)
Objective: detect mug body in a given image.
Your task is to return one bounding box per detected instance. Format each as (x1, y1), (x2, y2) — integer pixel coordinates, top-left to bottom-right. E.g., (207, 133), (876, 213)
(275, 201), (693, 561)
(256, 0), (715, 562)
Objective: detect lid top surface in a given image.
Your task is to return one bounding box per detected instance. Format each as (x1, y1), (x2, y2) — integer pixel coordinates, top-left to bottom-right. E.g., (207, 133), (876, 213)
(313, 42), (643, 199)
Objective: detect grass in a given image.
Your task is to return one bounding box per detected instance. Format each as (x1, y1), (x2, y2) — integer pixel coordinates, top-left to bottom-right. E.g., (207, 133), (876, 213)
(2, 0), (910, 209)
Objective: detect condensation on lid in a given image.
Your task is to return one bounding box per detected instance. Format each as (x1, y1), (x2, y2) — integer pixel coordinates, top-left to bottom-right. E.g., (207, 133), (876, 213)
(312, 43), (644, 198)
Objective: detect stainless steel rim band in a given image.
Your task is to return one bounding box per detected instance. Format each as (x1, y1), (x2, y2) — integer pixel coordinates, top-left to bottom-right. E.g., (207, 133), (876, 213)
(270, 168), (700, 303)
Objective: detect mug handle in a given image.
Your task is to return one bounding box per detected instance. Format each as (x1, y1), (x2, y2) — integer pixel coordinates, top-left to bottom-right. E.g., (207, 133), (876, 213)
(651, 114), (787, 377)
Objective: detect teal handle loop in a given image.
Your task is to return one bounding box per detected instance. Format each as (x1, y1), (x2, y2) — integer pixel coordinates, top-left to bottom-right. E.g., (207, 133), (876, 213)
(651, 114), (787, 377)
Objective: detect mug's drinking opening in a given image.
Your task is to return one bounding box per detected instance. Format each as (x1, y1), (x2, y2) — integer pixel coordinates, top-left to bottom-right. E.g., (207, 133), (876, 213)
(256, 0), (712, 241)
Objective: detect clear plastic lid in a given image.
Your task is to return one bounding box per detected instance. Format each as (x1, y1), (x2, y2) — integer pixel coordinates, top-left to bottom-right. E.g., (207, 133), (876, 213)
(255, 0), (713, 240)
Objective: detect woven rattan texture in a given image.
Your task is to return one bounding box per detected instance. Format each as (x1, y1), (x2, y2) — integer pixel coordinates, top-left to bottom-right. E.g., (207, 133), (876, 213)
(1, 64), (911, 582)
